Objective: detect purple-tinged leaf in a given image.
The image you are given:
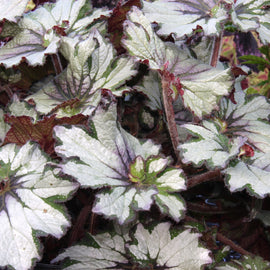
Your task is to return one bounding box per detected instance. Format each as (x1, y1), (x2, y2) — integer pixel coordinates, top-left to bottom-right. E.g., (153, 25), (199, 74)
(54, 101), (186, 224)
(0, 0), (110, 67)
(142, 0), (228, 38)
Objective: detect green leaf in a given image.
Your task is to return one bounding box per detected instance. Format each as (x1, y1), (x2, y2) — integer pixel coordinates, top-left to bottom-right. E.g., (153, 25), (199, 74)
(239, 55), (270, 68)
(0, 142), (78, 270)
(259, 45), (270, 60)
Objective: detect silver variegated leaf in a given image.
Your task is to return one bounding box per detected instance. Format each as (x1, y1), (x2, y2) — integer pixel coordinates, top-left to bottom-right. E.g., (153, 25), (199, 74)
(26, 29), (136, 116)
(179, 120), (245, 168)
(52, 222), (212, 270)
(224, 151), (270, 198)
(0, 0), (110, 67)
(142, 0), (228, 38)
(230, 0), (270, 44)
(0, 0), (29, 22)
(216, 255), (270, 270)
(0, 142), (78, 270)
(54, 101), (186, 224)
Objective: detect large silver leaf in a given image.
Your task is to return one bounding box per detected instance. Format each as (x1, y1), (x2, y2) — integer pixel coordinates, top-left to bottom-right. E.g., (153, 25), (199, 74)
(180, 84), (270, 197)
(230, 0), (270, 44)
(142, 0), (228, 38)
(0, 0), (110, 67)
(54, 101), (186, 224)
(0, 142), (78, 270)
(52, 222), (212, 269)
(179, 120), (245, 168)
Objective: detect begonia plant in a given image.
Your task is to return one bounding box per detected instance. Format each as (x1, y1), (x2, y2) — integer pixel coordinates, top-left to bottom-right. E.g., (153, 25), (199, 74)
(0, 0), (270, 269)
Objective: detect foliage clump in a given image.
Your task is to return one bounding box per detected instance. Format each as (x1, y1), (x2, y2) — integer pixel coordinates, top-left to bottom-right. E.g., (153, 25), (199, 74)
(1, 0), (270, 269)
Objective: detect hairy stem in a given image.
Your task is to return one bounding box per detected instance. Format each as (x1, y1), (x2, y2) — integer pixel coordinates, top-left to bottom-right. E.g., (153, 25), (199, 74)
(161, 75), (181, 163)
(210, 34), (222, 67)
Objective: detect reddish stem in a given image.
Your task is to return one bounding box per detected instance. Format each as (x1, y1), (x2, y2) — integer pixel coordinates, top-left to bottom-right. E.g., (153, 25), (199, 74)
(216, 232), (252, 256)
(51, 53), (63, 75)
(161, 75), (181, 162)
(187, 169), (222, 189)
(210, 35), (222, 67)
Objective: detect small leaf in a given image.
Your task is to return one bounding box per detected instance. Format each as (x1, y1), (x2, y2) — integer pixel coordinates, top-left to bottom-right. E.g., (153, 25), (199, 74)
(179, 121), (245, 169)
(8, 94), (38, 121)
